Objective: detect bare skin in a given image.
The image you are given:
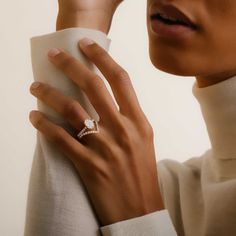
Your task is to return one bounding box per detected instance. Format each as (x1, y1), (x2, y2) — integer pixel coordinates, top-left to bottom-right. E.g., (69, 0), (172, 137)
(29, 0), (236, 227)
(57, 0), (123, 33)
(147, 0), (236, 88)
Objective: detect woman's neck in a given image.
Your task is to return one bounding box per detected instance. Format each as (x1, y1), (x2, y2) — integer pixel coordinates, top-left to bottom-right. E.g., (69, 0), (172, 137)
(195, 70), (236, 88)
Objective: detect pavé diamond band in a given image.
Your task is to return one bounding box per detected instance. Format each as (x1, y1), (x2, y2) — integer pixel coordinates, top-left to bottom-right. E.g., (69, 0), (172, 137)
(76, 118), (99, 140)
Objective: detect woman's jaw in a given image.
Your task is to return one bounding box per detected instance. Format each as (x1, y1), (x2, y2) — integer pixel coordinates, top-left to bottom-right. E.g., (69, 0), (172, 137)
(146, 0), (236, 88)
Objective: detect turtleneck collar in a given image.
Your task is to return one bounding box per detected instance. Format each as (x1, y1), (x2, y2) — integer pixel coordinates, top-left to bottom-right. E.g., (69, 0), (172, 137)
(192, 75), (236, 160)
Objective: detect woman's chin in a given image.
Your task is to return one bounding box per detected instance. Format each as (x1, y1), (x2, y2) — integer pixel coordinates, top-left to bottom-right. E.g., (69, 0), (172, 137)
(149, 52), (197, 77)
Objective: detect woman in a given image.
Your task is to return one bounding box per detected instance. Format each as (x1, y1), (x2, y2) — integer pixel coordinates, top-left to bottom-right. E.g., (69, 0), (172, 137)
(24, 0), (236, 235)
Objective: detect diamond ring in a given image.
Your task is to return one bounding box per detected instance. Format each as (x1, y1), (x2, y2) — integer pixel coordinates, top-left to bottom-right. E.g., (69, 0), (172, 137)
(76, 118), (99, 140)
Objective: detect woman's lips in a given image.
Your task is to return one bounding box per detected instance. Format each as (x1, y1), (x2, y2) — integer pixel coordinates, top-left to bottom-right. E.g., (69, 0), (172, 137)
(149, 2), (198, 29)
(149, 1), (198, 38)
(150, 18), (196, 38)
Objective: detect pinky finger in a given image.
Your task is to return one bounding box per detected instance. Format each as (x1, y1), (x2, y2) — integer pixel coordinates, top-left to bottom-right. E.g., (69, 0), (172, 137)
(29, 110), (90, 166)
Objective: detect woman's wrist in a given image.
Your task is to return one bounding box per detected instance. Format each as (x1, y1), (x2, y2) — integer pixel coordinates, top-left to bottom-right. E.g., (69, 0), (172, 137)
(56, 11), (112, 34)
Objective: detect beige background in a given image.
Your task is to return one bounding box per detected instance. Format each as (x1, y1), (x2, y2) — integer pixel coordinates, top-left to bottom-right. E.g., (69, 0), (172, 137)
(0, 0), (210, 235)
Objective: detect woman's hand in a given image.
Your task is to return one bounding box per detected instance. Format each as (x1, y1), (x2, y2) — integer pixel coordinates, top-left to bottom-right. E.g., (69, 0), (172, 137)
(57, 0), (123, 34)
(29, 38), (164, 226)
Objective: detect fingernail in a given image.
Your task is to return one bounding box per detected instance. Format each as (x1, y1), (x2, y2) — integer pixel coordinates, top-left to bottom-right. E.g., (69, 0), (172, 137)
(30, 82), (41, 90)
(79, 38), (94, 48)
(48, 48), (61, 58)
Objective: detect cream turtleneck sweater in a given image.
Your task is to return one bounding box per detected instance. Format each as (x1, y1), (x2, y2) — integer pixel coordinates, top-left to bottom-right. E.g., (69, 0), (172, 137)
(24, 28), (236, 236)
(156, 74), (236, 236)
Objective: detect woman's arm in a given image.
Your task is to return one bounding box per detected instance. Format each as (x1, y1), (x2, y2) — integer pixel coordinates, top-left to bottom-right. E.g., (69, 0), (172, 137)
(56, 0), (123, 33)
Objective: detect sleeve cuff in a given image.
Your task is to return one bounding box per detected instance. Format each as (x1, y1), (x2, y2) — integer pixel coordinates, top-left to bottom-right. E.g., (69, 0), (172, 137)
(30, 27), (111, 126)
(30, 27), (111, 51)
(100, 209), (177, 236)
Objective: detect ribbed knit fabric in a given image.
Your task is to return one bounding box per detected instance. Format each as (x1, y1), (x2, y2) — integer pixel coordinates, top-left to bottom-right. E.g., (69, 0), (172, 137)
(156, 75), (236, 236)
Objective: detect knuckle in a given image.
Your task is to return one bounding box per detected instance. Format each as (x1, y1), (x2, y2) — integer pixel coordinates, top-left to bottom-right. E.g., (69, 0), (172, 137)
(87, 75), (104, 90)
(63, 101), (79, 119)
(115, 70), (130, 83)
(140, 121), (154, 139)
(58, 56), (76, 72)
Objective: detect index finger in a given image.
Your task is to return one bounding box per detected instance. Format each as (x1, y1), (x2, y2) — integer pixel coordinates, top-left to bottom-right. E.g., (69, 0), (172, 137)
(78, 38), (144, 120)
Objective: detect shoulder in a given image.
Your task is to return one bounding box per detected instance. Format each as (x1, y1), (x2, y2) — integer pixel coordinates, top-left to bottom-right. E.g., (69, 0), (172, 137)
(155, 151), (210, 234)
(157, 155), (203, 178)
(157, 149), (211, 177)
(156, 150), (209, 199)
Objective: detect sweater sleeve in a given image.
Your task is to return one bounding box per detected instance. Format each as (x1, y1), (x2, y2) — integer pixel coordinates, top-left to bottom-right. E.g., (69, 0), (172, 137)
(25, 27), (177, 236)
(100, 209), (177, 236)
(25, 28), (111, 236)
